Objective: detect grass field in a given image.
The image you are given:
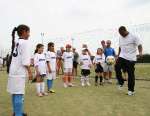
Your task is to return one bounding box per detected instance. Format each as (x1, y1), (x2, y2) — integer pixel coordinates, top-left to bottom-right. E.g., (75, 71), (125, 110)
(0, 64), (150, 116)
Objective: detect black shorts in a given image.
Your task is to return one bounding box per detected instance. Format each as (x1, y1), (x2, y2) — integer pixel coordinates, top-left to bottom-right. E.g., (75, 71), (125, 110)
(32, 74), (46, 83)
(81, 69), (90, 76)
(40, 74), (46, 78)
(73, 61), (78, 68)
(95, 64), (103, 73)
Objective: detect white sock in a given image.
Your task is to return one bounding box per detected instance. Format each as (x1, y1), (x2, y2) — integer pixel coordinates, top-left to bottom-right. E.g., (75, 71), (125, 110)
(85, 76), (90, 83)
(40, 82), (45, 93)
(81, 76), (85, 84)
(36, 83), (41, 94)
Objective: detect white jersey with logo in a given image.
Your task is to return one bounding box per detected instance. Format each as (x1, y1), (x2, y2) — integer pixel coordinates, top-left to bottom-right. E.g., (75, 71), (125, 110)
(119, 33), (141, 61)
(93, 54), (105, 64)
(80, 54), (92, 70)
(62, 52), (73, 69)
(7, 39), (31, 94)
(34, 53), (47, 75)
(46, 51), (56, 72)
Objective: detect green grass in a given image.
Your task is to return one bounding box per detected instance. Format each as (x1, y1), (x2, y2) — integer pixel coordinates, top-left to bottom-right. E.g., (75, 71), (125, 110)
(0, 64), (150, 116)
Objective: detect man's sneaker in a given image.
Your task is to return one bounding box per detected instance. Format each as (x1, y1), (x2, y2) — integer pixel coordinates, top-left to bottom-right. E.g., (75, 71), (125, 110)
(118, 85), (123, 90)
(127, 91), (135, 96)
(81, 82), (85, 87)
(63, 83), (68, 88)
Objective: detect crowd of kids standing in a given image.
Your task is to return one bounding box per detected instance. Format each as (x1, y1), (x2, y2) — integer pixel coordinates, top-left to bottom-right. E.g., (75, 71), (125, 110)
(6, 24), (143, 116)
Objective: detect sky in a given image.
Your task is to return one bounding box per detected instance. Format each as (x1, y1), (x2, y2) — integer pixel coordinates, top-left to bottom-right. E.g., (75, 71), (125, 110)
(0, 0), (150, 56)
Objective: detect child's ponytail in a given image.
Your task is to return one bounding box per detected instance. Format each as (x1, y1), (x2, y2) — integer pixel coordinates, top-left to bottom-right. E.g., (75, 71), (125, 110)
(34, 48), (38, 54)
(11, 27), (17, 54)
(7, 27), (17, 73)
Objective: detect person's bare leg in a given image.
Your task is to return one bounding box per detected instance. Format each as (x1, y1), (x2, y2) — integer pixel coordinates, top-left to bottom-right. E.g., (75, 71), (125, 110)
(61, 60), (64, 75)
(99, 73), (103, 85)
(103, 72), (108, 83)
(108, 72), (112, 83)
(56, 59), (61, 75)
(95, 73), (99, 86)
(73, 68), (77, 79)
(109, 72), (112, 79)
(68, 72), (74, 86)
(63, 73), (68, 88)
(68, 73), (72, 83)
(75, 68), (78, 77)
(72, 68), (75, 79)
(103, 72), (106, 79)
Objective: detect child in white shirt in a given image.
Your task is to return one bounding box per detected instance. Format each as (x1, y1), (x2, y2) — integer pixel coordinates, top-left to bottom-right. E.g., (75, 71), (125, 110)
(62, 44), (74, 88)
(34, 44), (48, 97)
(93, 48), (105, 86)
(46, 42), (56, 93)
(80, 48), (92, 86)
(7, 25), (32, 116)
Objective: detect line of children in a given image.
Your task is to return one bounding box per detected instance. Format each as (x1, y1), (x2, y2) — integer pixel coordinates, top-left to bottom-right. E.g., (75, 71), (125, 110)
(32, 42), (112, 90)
(7, 25), (140, 116)
(6, 24), (115, 116)
(26, 42), (110, 91)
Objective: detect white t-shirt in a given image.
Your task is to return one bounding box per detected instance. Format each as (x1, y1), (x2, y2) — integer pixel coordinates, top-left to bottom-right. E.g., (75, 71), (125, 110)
(62, 52), (73, 69)
(34, 53), (47, 75)
(93, 54), (105, 64)
(46, 51), (56, 72)
(9, 39), (31, 77)
(80, 54), (92, 70)
(119, 33), (141, 61)
(7, 39), (31, 94)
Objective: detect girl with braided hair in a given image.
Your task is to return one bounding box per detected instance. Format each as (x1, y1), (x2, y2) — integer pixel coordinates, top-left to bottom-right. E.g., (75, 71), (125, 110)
(7, 24), (32, 116)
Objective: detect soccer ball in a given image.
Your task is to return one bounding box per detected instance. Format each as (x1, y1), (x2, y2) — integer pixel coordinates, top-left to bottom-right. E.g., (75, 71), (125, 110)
(106, 56), (115, 65)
